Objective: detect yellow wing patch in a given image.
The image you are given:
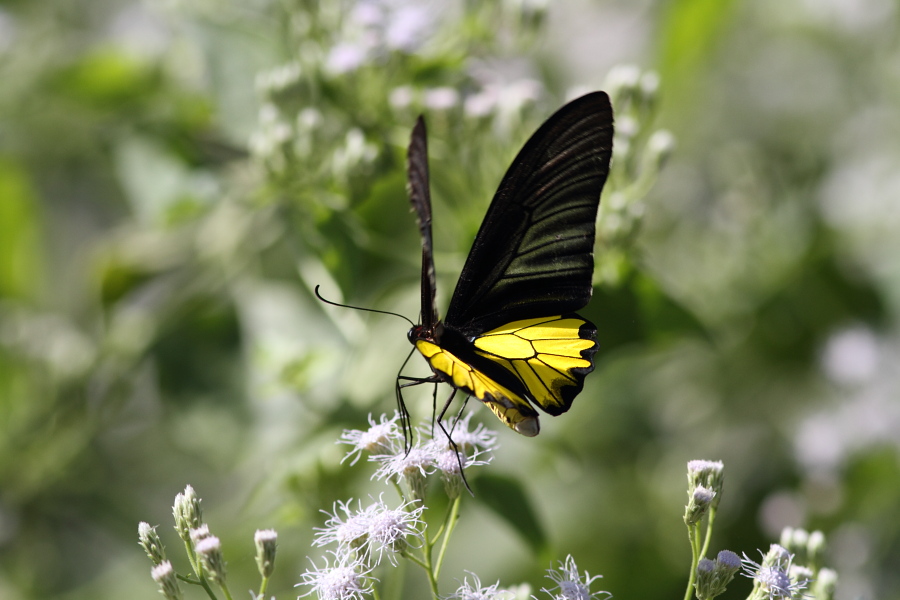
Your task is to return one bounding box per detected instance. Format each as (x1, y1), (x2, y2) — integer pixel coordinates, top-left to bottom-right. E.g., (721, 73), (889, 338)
(472, 315), (595, 414)
(415, 340), (539, 436)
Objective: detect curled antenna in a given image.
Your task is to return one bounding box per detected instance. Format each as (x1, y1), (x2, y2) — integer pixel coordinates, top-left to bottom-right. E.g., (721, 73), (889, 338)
(314, 285), (415, 328)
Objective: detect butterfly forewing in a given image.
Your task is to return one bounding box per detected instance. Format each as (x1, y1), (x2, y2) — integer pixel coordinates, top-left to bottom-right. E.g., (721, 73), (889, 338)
(407, 116), (439, 330)
(444, 92), (614, 336)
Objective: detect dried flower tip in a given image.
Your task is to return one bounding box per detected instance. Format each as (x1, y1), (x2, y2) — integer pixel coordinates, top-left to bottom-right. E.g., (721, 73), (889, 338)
(173, 485), (203, 543)
(151, 561), (183, 600)
(684, 485), (716, 526)
(645, 130), (676, 171)
(694, 558), (717, 600)
(255, 529), (278, 578)
(790, 565), (814, 591)
(138, 521), (167, 565)
(812, 568), (838, 600)
(780, 527), (810, 566)
(696, 550), (741, 599)
(716, 550), (741, 575)
(189, 524), (211, 545)
(687, 460), (724, 488)
(807, 530), (826, 568)
(195, 536), (227, 586)
(605, 64), (642, 106)
(639, 71), (660, 103)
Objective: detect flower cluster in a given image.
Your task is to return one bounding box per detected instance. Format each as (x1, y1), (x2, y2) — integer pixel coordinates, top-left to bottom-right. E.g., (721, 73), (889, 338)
(681, 460), (838, 600)
(312, 495), (425, 566)
(138, 485), (279, 600)
(295, 413), (499, 599)
(444, 555), (607, 600)
(341, 412), (497, 500)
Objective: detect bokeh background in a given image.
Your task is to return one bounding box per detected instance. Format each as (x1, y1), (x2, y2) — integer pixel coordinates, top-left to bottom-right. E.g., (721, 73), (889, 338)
(1, 0), (899, 598)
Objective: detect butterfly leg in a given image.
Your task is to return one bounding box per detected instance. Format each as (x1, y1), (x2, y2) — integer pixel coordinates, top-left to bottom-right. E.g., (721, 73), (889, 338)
(396, 373), (439, 454)
(434, 389), (476, 495)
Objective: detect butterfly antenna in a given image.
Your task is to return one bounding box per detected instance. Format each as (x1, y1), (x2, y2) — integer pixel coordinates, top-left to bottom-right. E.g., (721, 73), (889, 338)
(314, 285), (415, 327)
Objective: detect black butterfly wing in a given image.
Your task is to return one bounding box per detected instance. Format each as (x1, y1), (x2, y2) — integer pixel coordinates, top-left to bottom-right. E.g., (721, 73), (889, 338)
(444, 92), (614, 336)
(407, 116), (439, 330)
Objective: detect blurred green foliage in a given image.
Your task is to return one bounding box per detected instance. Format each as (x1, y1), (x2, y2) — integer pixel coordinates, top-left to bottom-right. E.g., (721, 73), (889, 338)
(1, 0), (899, 599)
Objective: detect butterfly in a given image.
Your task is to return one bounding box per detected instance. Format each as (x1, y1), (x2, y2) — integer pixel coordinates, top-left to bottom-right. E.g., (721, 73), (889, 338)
(400, 91), (614, 437)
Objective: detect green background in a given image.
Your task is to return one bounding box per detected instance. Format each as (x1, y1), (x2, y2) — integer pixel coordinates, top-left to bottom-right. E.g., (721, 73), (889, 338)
(1, 0), (898, 598)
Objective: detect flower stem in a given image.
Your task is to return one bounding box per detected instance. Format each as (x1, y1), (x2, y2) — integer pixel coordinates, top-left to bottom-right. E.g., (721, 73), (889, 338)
(257, 575), (269, 600)
(433, 495), (461, 581)
(183, 540), (218, 600)
(699, 507), (717, 559)
(683, 522), (701, 600)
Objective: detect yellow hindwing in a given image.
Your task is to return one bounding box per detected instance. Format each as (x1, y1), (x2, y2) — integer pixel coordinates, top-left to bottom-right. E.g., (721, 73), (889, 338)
(415, 340), (539, 436)
(472, 315), (595, 413)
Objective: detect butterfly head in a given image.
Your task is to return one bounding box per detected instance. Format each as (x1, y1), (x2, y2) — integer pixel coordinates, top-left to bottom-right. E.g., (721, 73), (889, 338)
(407, 321), (444, 346)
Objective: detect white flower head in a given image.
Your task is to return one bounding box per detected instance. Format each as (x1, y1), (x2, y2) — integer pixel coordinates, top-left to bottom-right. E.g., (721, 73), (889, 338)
(314, 499), (372, 551)
(364, 495), (425, 565)
(372, 441), (435, 480)
(314, 496), (424, 566)
(450, 571), (517, 600)
(429, 413), (499, 455)
(372, 440), (434, 500)
(539, 555), (609, 600)
(339, 412), (403, 465)
(297, 551), (375, 600)
(742, 546), (808, 600)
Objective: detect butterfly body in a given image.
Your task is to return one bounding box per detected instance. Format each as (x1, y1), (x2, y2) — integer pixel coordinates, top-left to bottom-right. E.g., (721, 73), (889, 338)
(404, 92), (614, 436)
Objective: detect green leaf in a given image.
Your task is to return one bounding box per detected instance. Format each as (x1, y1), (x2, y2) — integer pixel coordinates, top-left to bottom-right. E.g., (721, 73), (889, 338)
(472, 473), (548, 555)
(0, 158), (43, 299)
(588, 266), (709, 356)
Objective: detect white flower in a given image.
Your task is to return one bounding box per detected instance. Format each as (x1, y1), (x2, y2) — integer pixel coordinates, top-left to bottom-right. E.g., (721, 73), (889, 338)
(297, 551), (375, 600)
(314, 496), (424, 566)
(423, 87), (460, 110)
(430, 413), (499, 455)
(364, 496), (424, 564)
(372, 443), (435, 481)
(538, 555), (608, 600)
(339, 413), (403, 465)
(314, 499), (372, 550)
(741, 546), (808, 600)
(450, 572), (517, 600)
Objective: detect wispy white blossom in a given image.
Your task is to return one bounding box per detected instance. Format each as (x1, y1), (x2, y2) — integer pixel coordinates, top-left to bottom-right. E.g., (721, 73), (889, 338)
(449, 572), (517, 600)
(538, 555), (609, 600)
(314, 496), (424, 566)
(297, 551), (375, 600)
(339, 412), (404, 465)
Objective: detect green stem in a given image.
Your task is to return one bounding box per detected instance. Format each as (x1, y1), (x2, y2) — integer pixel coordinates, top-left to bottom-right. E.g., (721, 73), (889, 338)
(256, 576), (269, 600)
(433, 495), (461, 581)
(183, 540), (218, 600)
(420, 525), (440, 600)
(682, 523), (701, 600)
(699, 508), (716, 559)
(404, 552), (429, 570)
(219, 583), (235, 600)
